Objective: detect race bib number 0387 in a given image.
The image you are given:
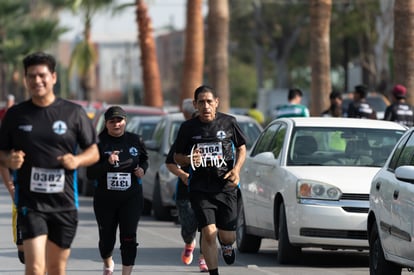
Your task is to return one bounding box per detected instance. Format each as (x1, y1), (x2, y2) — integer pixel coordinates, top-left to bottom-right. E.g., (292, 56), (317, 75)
(30, 167), (65, 193)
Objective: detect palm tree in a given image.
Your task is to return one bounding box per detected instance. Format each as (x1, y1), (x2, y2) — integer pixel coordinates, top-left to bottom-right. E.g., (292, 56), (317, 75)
(207, 0), (230, 113)
(180, 0), (204, 103)
(135, 0), (163, 107)
(394, 0), (414, 106)
(68, 0), (114, 101)
(310, 0), (332, 116)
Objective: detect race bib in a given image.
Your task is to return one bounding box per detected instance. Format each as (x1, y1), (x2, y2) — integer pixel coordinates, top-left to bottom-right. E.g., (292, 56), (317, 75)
(190, 142), (227, 170)
(30, 167), (65, 193)
(197, 142), (223, 158)
(106, 172), (132, 191)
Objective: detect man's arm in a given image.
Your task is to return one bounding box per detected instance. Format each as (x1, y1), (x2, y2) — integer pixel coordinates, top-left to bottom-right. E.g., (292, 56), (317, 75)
(57, 144), (99, 170)
(166, 163), (189, 186)
(223, 144), (247, 186)
(0, 166), (14, 200)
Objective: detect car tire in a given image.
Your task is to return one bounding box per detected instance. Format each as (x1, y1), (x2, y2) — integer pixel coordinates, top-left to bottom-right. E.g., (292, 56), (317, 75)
(277, 202), (301, 264)
(236, 199), (261, 253)
(152, 179), (173, 221)
(369, 222), (402, 275)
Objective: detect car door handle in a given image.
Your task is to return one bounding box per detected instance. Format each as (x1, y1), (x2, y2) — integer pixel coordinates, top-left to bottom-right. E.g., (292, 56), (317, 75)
(393, 190), (399, 200)
(375, 182), (381, 191)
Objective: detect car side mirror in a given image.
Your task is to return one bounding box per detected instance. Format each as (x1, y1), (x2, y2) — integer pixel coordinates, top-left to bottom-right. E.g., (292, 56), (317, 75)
(395, 165), (414, 183)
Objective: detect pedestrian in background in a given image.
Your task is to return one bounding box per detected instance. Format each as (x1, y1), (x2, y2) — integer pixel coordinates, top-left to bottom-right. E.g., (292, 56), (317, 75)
(0, 51), (99, 275)
(87, 106), (148, 275)
(274, 88), (310, 118)
(383, 84), (414, 127)
(321, 91), (343, 117)
(0, 94), (15, 122)
(347, 84), (377, 119)
(165, 98), (208, 272)
(247, 102), (265, 126)
(174, 85), (247, 275)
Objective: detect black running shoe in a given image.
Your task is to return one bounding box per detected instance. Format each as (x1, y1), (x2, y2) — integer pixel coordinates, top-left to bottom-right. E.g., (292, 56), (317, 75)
(221, 245), (235, 265)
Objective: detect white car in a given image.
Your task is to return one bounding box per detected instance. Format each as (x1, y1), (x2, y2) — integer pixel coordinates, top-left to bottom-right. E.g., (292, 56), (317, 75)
(368, 127), (414, 275)
(237, 117), (406, 264)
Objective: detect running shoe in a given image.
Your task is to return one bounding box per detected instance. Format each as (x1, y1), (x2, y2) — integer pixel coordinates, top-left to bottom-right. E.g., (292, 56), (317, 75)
(221, 244), (235, 265)
(103, 260), (114, 275)
(198, 258), (208, 272)
(181, 241), (195, 265)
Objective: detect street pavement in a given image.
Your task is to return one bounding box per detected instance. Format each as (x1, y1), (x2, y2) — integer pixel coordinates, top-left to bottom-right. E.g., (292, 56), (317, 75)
(1, 183), (412, 275)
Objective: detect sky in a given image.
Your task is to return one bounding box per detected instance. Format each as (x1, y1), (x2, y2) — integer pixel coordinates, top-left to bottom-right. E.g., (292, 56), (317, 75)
(59, 0), (204, 42)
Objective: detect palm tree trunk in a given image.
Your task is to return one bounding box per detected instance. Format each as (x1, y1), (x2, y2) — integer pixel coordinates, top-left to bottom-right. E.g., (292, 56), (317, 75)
(207, 0), (230, 113)
(180, 0), (204, 103)
(394, 0), (414, 106)
(136, 0), (163, 107)
(310, 0), (332, 116)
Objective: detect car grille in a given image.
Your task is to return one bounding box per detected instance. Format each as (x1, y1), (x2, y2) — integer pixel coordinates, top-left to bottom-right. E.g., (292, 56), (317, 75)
(340, 193), (369, 213)
(340, 193), (369, 200)
(300, 228), (367, 240)
(341, 207), (368, 213)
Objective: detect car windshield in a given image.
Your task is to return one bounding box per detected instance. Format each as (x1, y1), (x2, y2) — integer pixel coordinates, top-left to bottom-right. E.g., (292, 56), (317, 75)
(287, 127), (405, 167)
(237, 121), (262, 149)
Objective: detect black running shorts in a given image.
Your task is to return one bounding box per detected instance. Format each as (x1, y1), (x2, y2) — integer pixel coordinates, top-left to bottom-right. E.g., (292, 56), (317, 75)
(21, 209), (78, 249)
(190, 189), (238, 231)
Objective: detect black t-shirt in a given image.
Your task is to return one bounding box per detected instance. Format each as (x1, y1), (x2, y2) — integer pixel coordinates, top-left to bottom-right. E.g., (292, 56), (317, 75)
(174, 112), (246, 193)
(347, 100), (377, 119)
(87, 130), (148, 197)
(0, 98), (98, 212)
(384, 102), (414, 127)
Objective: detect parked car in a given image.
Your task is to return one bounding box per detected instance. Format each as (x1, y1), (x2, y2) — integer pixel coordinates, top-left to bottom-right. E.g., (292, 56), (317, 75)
(342, 92), (390, 119)
(93, 104), (166, 133)
(125, 115), (162, 141)
(236, 117), (406, 264)
(144, 113), (263, 221)
(78, 105), (166, 196)
(368, 127), (414, 275)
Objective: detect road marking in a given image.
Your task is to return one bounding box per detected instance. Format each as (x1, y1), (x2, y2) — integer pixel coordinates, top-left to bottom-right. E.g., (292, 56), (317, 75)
(247, 265), (280, 275)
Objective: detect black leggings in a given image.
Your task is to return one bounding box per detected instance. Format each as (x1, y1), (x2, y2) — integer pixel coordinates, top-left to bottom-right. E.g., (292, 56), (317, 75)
(93, 190), (143, 266)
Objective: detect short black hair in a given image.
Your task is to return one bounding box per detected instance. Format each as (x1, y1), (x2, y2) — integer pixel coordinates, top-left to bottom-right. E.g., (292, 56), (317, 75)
(194, 85), (217, 101)
(329, 91), (342, 100)
(23, 52), (56, 75)
(288, 88), (303, 100)
(354, 84), (368, 98)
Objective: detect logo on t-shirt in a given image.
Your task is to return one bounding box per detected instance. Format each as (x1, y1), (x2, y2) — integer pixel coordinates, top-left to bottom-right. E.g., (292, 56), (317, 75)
(52, 121), (67, 135)
(216, 130), (226, 140)
(129, 147), (138, 156)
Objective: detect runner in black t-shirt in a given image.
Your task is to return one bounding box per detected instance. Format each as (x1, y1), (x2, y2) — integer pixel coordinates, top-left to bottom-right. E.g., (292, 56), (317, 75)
(384, 84), (414, 127)
(0, 52), (99, 274)
(174, 85), (247, 275)
(87, 106), (148, 275)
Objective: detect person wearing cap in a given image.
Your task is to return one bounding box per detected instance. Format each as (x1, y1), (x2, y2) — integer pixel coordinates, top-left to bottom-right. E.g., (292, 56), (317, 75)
(87, 105), (148, 275)
(347, 84), (377, 119)
(383, 84), (414, 127)
(321, 90), (344, 117)
(0, 52), (99, 275)
(165, 98), (208, 272)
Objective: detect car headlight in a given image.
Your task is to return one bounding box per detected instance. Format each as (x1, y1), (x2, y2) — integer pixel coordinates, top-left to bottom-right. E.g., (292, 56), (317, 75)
(297, 180), (342, 200)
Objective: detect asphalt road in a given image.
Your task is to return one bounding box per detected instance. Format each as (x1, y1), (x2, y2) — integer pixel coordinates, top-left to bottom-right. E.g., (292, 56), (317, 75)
(0, 183), (411, 275)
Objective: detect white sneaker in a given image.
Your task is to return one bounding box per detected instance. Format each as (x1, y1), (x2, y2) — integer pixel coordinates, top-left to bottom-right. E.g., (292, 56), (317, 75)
(103, 259), (114, 275)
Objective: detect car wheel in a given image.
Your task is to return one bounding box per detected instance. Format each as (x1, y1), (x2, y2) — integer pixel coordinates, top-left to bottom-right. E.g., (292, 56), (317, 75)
(236, 199), (261, 253)
(152, 179), (173, 221)
(277, 202), (301, 264)
(369, 222), (402, 275)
